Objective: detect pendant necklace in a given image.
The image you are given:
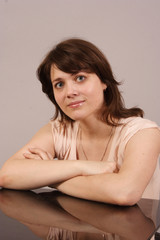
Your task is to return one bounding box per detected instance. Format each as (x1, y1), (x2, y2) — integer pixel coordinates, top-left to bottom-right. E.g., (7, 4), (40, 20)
(79, 126), (113, 161)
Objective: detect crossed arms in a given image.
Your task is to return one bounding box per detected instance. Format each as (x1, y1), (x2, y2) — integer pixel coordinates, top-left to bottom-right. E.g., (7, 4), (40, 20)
(0, 122), (160, 205)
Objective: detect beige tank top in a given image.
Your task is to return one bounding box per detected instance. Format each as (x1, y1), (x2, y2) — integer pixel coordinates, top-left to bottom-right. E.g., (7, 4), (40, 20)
(51, 117), (160, 200)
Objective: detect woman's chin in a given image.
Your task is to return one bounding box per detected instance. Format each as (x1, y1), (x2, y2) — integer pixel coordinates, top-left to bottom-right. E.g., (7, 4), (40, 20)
(67, 113), (86, 122)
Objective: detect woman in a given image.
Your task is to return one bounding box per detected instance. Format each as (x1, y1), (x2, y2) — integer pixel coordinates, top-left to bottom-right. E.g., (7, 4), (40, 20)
(0, 38), (160, 205)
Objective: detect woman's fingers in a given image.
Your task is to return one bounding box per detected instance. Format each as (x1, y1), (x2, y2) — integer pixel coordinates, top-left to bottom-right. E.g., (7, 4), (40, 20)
(23, 152), (41, 160)
(23, 148), (53, 160)
(105, 162), (117, 173)
(29, 148), (49, 160)
(46, 151), (53, 160)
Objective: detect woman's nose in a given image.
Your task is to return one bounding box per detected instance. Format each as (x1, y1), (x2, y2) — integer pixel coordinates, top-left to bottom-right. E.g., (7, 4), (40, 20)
(66, 82), (79, 98)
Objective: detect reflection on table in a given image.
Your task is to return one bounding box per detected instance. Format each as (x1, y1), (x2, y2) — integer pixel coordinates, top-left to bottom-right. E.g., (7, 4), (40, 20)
(0, 188), (159, 240)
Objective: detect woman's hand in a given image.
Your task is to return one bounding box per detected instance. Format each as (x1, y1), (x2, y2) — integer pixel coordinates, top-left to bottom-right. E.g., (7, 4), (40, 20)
(23, 148), (53, 160)
(81, 161), (117, 176)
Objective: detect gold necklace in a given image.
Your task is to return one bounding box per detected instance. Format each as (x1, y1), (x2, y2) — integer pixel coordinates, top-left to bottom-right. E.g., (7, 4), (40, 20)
(79, 126), (113, 161)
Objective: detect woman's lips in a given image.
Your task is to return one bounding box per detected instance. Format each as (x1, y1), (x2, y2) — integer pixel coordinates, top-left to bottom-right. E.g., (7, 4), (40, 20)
(67, 100), (85, 108)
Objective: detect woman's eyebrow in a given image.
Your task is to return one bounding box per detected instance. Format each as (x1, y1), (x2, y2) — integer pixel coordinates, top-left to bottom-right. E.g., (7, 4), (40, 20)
(51, 77), (63, 83)
(72, 71), (88, 75)
(51, 71), (88, 83)
(51, 74), (75, 83)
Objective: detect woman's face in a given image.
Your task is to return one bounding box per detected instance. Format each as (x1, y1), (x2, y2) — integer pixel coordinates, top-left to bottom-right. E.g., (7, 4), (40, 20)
(50, 65), (107, 121)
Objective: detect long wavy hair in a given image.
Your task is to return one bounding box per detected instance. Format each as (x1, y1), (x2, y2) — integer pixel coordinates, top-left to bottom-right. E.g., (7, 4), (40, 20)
(37, 38), (143, 126)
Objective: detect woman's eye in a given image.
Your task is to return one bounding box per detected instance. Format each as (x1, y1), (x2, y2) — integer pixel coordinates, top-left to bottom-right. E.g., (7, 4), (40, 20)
(55, 82), (64, 89)
(76, 75), (86, 82)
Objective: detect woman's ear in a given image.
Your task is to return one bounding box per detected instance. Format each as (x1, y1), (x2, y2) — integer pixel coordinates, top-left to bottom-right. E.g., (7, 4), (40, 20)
(102, 84), (107, 91)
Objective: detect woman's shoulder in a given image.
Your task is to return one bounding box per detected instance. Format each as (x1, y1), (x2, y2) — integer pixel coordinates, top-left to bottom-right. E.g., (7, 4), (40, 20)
(50, 118), (79, 137)
(114, 117), (160, 168)
(115, 117), (160, 150)
(118, 117), (159, 130)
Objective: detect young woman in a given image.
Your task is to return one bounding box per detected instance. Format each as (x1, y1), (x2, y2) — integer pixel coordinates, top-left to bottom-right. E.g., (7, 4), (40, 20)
(0, 38), (160, 205)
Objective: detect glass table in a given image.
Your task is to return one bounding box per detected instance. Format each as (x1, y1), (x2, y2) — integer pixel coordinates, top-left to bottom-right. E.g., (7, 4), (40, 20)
(0, 188), (160, 240)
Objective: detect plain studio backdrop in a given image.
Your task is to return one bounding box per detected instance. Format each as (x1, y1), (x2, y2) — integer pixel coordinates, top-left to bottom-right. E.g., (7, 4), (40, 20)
(0, 0), (160, 167)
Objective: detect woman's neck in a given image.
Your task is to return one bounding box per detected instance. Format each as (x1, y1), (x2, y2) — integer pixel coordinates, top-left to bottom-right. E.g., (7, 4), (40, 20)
(78, 117), (112, 139)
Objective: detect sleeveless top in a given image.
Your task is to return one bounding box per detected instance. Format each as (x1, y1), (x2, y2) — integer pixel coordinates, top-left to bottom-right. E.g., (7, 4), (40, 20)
(51, 117), (160, 200)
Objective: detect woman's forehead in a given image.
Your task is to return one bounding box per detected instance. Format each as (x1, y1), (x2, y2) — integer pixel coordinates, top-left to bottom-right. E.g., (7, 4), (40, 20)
(50, 64), (92, 76)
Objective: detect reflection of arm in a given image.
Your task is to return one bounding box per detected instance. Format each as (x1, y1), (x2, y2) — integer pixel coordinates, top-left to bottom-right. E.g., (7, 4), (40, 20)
(55, 129), (160, 205)
(0, 190), (80, 229)
(57, 195), (155, 240)
(0, 190), (101, 233)
(0, 190), (155, 240)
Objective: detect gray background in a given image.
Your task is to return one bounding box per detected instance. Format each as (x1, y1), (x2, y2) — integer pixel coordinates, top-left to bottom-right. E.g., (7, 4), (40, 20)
(0, 0), (160, 167)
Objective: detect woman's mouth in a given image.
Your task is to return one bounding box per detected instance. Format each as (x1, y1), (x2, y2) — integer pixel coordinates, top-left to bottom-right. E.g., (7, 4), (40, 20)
(67, 100), (85, 108)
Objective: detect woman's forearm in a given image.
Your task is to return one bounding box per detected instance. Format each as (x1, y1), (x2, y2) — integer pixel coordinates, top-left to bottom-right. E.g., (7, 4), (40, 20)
(55, 172), (141, 206)
(0, 159), (84, 190)
(55, 174), (118, 203)
(0, 159), (115, 190)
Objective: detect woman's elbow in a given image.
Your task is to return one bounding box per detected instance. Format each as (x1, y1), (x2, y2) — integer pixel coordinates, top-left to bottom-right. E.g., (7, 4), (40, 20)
(0, 169), (13, 189)
(104, 189), (142, 206)
(116, 192), (141, 206)
(0, 171), (6, 188)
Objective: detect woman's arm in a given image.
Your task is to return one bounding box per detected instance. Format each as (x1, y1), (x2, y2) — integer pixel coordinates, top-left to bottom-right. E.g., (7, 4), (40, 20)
(54, 128), (160, 205)
(0, 122), (116, 190)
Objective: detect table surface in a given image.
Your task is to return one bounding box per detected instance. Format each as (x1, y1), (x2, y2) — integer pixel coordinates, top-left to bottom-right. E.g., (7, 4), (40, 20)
(0, 188), (160, 240)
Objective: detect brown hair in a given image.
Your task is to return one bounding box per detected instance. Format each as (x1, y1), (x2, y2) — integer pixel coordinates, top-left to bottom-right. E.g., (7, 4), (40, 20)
(37, 38), (143, 125)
